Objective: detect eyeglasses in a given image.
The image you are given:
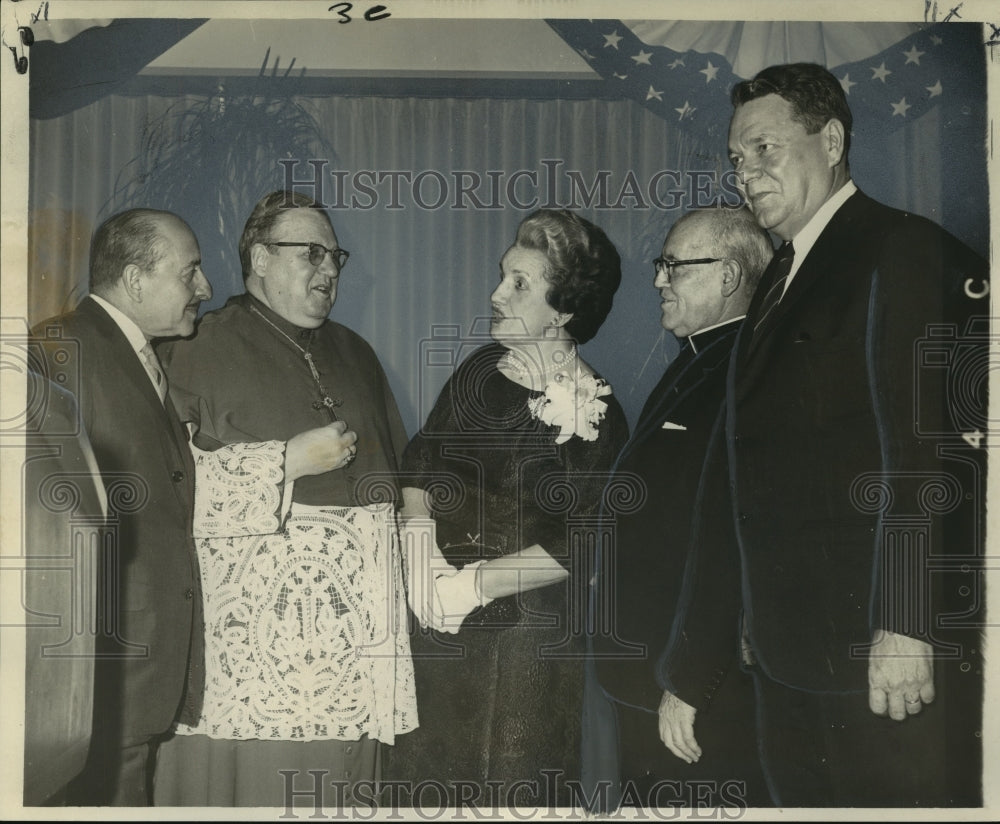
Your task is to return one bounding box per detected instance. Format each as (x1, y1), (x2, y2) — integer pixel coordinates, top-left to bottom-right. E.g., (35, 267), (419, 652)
(266, 241), (350, 272)
(652, 257), (724, 283)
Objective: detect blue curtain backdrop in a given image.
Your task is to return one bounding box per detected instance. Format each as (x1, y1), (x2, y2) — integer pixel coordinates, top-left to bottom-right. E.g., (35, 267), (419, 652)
(30, 91), (715, 431)
(27, 20), (988, 435)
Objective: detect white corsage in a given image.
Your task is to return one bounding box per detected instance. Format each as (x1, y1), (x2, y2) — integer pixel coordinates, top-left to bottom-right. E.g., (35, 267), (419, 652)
(528, 371), (612, 444)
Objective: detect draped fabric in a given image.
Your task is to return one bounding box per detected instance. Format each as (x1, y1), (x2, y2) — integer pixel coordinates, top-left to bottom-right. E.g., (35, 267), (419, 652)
(29, 19), (208, 119)
(625, 20), (921, 80)
(545, 19), (987, 259)
(29, 81), (977, 433)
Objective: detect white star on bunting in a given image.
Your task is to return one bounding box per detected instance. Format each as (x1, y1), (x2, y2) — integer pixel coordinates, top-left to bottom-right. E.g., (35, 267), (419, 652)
(668, 57), (685, 69)
(871, 62), (892, 83)
(891, 97), (912, 117)
(647, 86), (664, 102)
(578, 48), (595, 61)
(675, 100), (696, 120)
(840, 73), (856, 95)
(926, 79), (943, 97)
(903, 45), (925, 65)
(603, 31), (622, 50)
(631, 49), (653, 66)
(700, 60), (719, 83)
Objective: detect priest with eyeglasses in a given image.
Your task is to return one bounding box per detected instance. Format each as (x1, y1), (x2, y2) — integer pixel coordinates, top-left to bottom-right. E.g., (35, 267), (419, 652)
(154, 190), (417, 807)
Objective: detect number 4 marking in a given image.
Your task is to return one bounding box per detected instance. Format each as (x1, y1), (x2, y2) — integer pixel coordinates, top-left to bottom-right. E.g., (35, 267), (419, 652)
(962, 430), (984, 449)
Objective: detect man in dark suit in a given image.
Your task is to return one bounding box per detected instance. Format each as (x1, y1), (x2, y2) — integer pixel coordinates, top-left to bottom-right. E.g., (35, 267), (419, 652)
(22, 373), (106, 805)
(659, 63), (988, 806)
(32, 209), (213, 804)
(594, 206), (771, 808)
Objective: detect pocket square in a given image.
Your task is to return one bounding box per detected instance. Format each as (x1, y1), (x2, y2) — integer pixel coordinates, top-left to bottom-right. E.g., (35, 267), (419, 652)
(661, 421), (687, 430)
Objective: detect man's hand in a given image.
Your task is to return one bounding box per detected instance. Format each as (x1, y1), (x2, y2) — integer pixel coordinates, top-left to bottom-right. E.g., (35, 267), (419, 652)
(868, 629), (935, 721)
(658, 690), (701, 764)
(284, 421), (358, 481)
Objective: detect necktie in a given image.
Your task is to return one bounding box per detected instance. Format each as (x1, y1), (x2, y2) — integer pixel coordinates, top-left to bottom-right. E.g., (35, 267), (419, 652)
(140, 342), (168, 404)
(752, 241), (795, 337)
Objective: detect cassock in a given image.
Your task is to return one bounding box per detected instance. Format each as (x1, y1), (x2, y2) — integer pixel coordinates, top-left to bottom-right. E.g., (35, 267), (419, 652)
(154, 293), (417, 806)
(593, 317), (767, 808)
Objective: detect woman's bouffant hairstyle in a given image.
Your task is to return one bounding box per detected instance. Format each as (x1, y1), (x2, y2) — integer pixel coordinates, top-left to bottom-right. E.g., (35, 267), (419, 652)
(514, 209), (622, 344)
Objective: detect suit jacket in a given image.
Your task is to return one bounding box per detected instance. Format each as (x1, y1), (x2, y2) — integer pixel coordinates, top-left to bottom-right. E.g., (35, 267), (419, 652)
(31, 296), (204, 745)
(668, 190), (989, 700)
(595, 319), (741, 712)
(22, 373), (104, 803)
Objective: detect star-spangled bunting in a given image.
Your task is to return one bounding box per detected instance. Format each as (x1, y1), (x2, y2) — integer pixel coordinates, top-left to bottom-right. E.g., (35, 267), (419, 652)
(545, 19), (983, 141)
(548, 18), (736, 141)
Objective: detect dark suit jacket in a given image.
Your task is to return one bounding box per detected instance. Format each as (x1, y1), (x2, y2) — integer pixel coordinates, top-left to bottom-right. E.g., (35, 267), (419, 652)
(22, 373), (104, 803)
(668, 190), (989, 701)
(31, 296), (204, 746)
(595, 319), (741, 711)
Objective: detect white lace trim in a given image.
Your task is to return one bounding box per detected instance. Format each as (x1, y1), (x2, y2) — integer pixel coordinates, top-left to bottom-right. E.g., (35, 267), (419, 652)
(192, 439), (286, 538)
(181, 442), (417, 744)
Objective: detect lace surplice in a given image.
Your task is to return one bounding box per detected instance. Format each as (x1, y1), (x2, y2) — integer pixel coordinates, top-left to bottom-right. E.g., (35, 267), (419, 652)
(175, 440), (417, 744)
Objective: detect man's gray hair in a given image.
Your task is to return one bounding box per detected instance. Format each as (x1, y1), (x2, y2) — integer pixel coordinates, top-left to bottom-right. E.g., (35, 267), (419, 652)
(674, 206), (773, 295)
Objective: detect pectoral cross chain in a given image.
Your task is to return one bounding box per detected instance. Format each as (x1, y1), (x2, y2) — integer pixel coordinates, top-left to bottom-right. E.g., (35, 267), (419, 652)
(305, 353), (343, 417)
(249, 304), (343, 422)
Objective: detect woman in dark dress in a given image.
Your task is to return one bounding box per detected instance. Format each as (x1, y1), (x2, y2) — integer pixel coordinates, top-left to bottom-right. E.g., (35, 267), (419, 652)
(390, 209), (628, 808)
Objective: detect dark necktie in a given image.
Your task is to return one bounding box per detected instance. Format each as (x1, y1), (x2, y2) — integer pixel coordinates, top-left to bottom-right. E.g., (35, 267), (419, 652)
(752, 241), (795, 337)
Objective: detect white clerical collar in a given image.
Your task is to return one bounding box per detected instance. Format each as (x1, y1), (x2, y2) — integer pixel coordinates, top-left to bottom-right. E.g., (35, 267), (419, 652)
(688, 314), (745, 354)
(89, 293), (149, 357)
(784, 180), (857, 292)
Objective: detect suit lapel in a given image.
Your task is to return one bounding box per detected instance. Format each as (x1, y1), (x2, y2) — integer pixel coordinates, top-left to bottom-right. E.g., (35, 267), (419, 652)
(616, 346), (696, 466)
(743, 191), (872, 366)
(79, 297), (193, 504)
(740, 252), (787, 362)
(79, 297), (178, 426)
(619, 324), (739, 467)
(163, 390), (195, 508)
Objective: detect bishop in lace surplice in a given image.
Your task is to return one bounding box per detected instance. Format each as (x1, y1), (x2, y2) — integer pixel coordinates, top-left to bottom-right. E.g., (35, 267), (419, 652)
(178, 438), (417, 746)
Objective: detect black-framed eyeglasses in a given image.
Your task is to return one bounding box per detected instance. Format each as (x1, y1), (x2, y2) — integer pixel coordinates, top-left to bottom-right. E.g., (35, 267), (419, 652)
(652, 257), (724, 282)
(266, 241), (350, 272)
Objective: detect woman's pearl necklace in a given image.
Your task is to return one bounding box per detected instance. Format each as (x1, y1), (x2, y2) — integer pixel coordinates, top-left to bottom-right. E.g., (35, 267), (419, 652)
(500, 345), (577, 381)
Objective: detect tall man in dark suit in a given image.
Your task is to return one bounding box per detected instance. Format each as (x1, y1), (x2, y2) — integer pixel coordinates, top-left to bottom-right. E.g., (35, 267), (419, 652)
(32, 209), (213, 804)
(659, 63), (988, 806)
(594, 206), (771, 808)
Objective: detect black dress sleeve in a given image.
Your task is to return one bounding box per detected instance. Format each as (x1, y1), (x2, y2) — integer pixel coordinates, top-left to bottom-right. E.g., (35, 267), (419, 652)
(401, 364), (459, 488)
(525, 393), (630, 570)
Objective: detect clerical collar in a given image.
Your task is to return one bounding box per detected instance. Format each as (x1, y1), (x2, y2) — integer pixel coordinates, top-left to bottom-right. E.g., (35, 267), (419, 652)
(688, 315), (745, 354)
(243, 293), (316, 344)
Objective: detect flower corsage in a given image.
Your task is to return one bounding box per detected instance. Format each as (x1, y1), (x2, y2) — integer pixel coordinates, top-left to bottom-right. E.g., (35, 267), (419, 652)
(527, 370), (612, 444)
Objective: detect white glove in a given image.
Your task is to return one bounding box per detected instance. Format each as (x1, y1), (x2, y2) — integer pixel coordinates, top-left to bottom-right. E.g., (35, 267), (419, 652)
(400, 519), (458, 630)
(432, 559), (494, 634)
